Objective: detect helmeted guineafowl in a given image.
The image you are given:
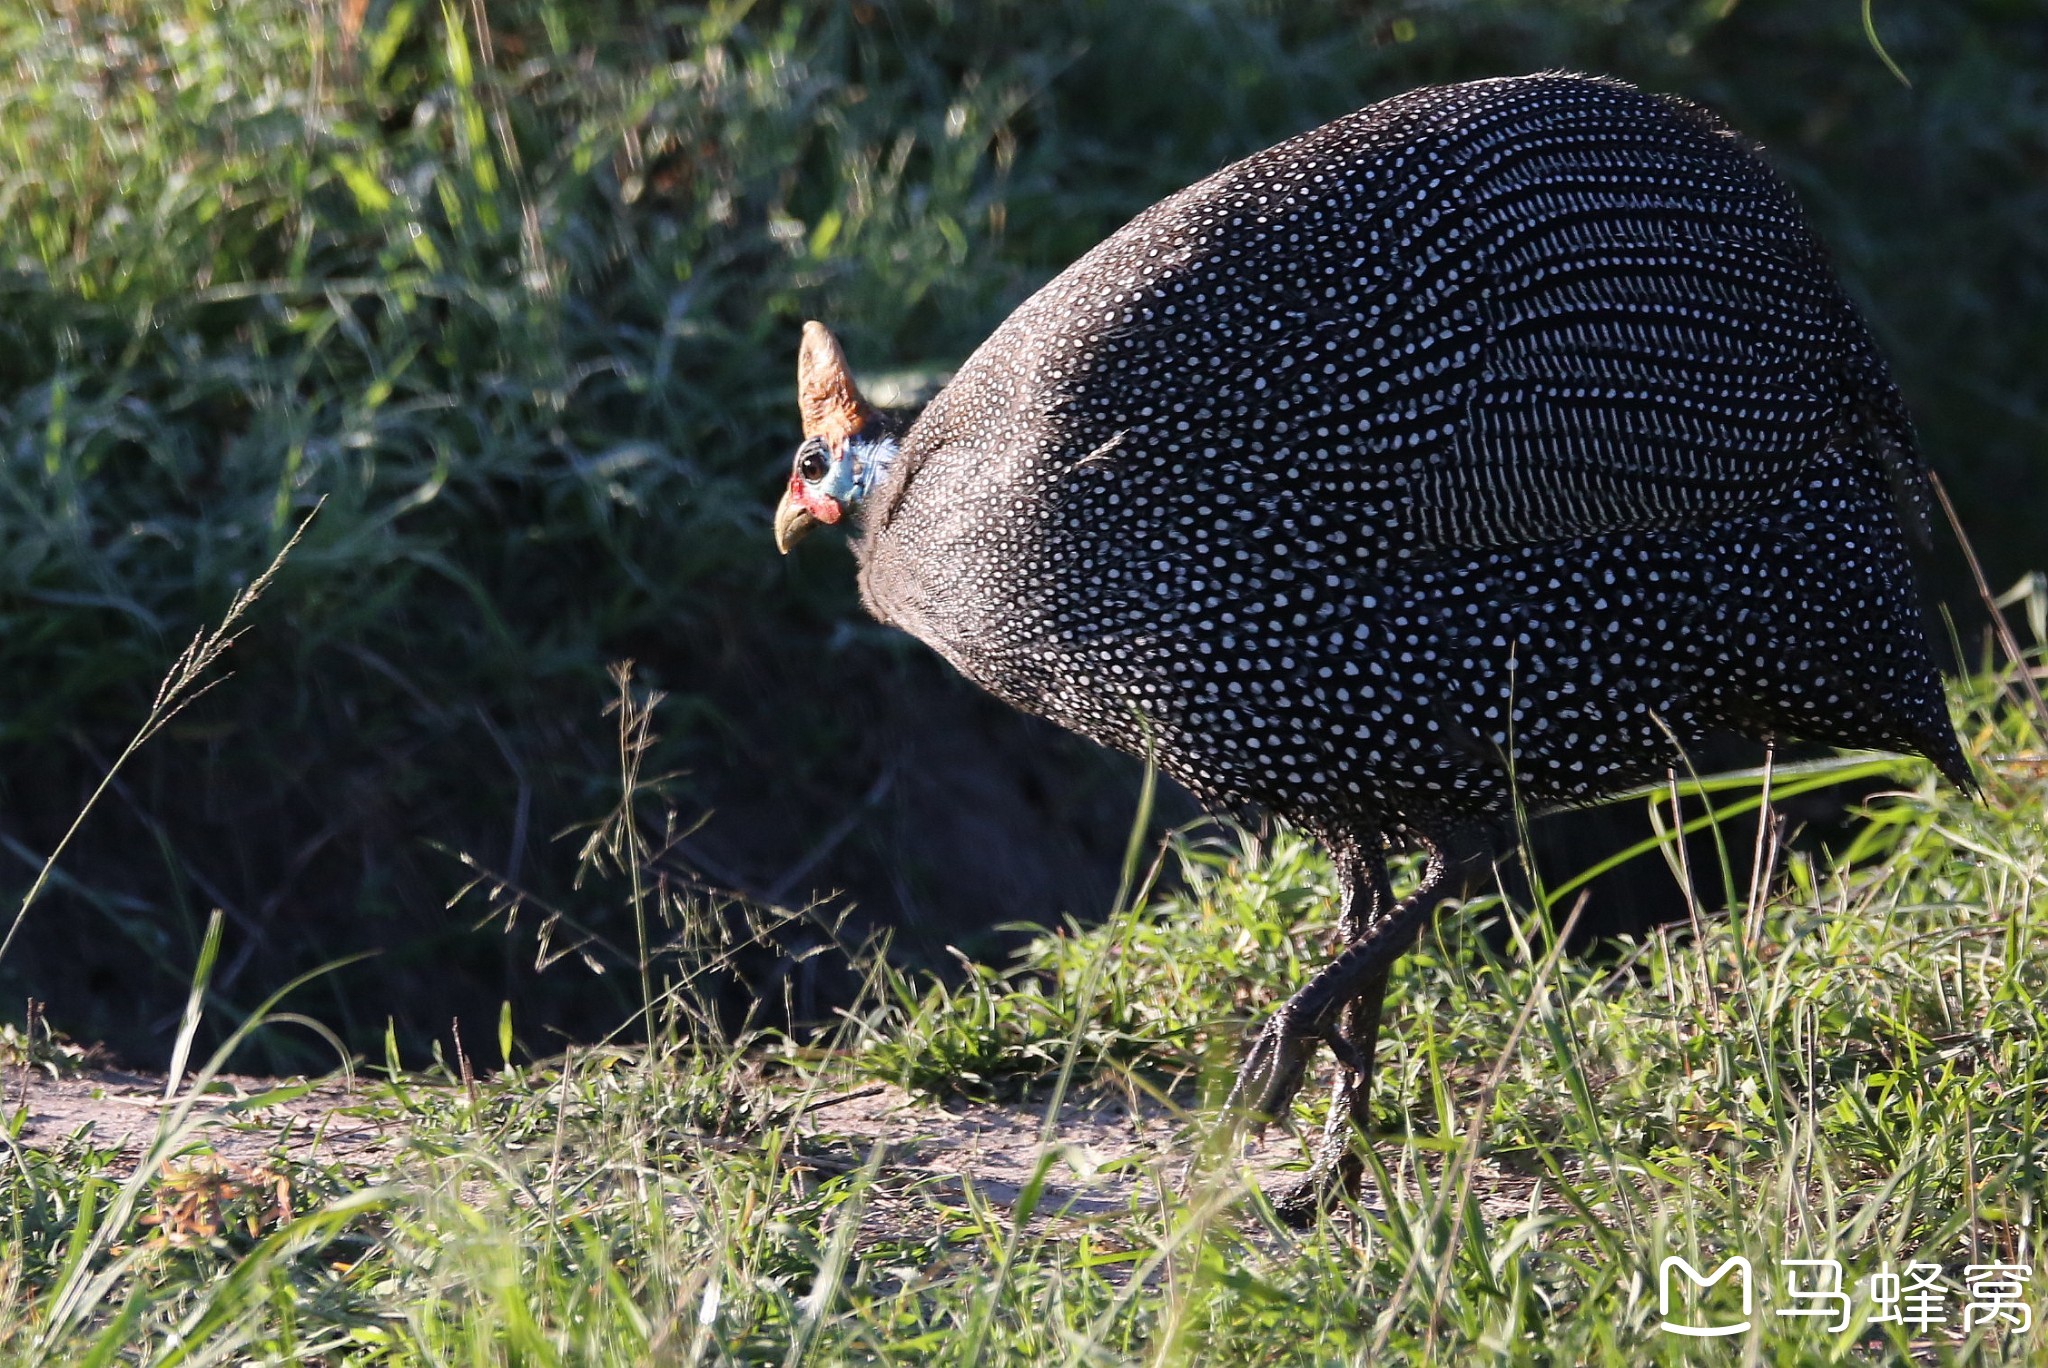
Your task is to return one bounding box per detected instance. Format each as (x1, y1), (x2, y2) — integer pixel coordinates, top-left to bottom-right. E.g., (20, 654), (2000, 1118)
(772, 72), (1972, 1219)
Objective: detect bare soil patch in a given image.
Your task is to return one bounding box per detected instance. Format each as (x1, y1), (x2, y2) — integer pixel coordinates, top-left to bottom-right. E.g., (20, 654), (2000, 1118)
(791, 1081), (1550, 1228)
(11, 1068), (1552, 1235)
(10, 1069), (398, 1173)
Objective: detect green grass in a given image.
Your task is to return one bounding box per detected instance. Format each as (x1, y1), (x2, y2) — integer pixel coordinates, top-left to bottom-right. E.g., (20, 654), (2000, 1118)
(3, 654), (2043, 1364)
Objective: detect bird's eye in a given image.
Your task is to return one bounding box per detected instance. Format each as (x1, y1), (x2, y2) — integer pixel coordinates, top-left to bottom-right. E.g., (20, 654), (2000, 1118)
(798, 444), (829, 482)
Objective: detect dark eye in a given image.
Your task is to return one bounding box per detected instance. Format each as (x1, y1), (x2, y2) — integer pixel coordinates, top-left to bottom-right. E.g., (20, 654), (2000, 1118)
(797, 443), (829, 482)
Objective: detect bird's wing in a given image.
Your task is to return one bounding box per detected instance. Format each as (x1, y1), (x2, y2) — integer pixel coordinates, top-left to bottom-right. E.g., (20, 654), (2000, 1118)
(1410, 239), (1874, 548)
(1365, 103), (1922, 550)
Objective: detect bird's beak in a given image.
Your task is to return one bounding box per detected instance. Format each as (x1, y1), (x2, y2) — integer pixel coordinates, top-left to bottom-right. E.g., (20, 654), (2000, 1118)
(775, 489), (820, 554)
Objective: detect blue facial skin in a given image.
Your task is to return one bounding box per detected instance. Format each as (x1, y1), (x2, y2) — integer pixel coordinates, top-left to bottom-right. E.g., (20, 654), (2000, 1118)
(802, 433), (898, 510)
(809, 437), (861, 507)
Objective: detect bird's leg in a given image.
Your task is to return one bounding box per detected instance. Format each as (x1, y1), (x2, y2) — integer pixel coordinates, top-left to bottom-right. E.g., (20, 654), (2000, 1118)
(1308, 849), (1397, 1212)
(1270, 966), (1390, 1224)
(1326, 847), (1396, 1127)
(1225, 842), (1431, 1127)
(1224, 838), (1457, 1221)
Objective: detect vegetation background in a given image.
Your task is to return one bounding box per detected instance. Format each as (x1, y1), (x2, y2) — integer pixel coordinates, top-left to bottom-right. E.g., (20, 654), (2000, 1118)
(0, 0), (2042, 1069)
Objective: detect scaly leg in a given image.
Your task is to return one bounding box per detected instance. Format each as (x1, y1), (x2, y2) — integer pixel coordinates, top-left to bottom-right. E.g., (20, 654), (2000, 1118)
(1271, 965), (1390, 1224)
(1293, 839), (1407, 1213)
(1225, 840), (1439, 1125)
(1225, 836), (1455, 1221)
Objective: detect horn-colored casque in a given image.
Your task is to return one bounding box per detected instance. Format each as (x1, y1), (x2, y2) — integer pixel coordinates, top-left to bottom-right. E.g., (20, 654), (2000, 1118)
(797, 321), (874, 445)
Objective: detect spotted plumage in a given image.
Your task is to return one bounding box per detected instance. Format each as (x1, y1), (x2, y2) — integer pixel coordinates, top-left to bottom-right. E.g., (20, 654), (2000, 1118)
(775, 72), (1969, 1217)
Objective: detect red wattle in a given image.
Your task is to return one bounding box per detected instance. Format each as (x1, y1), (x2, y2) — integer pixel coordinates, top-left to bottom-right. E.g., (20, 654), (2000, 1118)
(789, 471), (843, 525)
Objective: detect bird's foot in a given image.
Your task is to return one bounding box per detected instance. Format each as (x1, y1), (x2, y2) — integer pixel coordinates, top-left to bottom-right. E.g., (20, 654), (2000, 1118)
(1269, 1148), (1365, 1228)
(1266, 1062), (1374, 1227)
(1221, 1006), (1363, 1137)
(1228, 1003), (1378, 1225)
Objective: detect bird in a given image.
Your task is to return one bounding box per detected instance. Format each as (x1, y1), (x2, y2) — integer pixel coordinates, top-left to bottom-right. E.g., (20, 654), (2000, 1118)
(771, 72), (1972, 1221)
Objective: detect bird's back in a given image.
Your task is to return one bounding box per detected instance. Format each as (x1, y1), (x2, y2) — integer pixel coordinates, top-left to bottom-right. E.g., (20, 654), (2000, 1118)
(856, 73), (1966, 822)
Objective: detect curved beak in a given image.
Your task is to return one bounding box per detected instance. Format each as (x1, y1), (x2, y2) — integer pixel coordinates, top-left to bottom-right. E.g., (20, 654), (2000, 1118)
(775, 489), (820, 554)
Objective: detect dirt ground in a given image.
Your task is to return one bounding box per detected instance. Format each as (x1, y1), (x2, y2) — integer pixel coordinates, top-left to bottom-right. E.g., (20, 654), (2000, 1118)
(9, 1066), (1548, 1231)
(9, 1068), (399, 1172)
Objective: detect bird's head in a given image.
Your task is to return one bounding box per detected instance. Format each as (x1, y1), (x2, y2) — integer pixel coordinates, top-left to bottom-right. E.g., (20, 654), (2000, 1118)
(774, 322), (901, 554)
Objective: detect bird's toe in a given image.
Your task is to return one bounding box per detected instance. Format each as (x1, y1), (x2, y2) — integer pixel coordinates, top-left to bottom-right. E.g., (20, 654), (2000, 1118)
(1225, 1013), (1319, 1131)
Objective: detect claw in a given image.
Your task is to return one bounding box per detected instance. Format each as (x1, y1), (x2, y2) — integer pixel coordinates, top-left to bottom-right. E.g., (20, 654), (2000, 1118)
(1223, 999), (1378, 1144)
(1222, 1012), (1318, 1135)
